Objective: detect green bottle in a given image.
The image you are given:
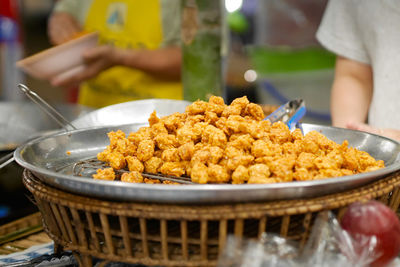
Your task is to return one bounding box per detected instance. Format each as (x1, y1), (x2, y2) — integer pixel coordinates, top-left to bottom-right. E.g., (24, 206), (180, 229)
(181, 0), (223, 101)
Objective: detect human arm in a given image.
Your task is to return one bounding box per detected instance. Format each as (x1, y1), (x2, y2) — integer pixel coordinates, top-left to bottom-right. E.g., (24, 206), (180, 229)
(50, 45), (181, 88)
(332, 57), (400, 141)
(330, 56), (373, 128)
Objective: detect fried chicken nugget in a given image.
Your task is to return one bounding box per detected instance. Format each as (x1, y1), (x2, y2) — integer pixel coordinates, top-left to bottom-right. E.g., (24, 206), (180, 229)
(209, 146), (224, 164)
(107, 130), (136, 156)
(102, 151), (126, 170)
(251, 140), (269, 158)
(232, 165), (249, 184)
(245, 121), (265, 139)
(161, 148), (180, 162)
(248, 163), (270, 178)
(186, 100), (208, 115)
(342, 147), (360, 171)
(128, 127), (152, 145)
(305, 131), (338, 152)
(121, 171), (143, 183)
(244, 103), (265, 121)
(97, 146), (111, 162)
(227, 155), (254, 171)
(296, 152), (317, 170)
(161, 112), (185, 132)
(148, 110), (160, 126)
(144, 178), (161, 184)
(207, 96), (225, 115)
(150, 122), (168, 136)
(215, 117), (230, 135)
(205, 111), (219, 124)
(125, 156), (144, 172)
(108, 130), (126, 149)
(144, 157), (163, 173)
(191, 162), (209, 184)
(155, 134), (178, 150)
(93, 168), (116, 181)
(231, 96), (249, 111)
(291, 128), (304, 141)
(177, 142), (195, 161)
(207, 163), (230, 183)
(209, 95), (225, 106)
(248, 164), (272, 184)
(221, 104), (242, 117)
(357, 150), (384, 172)
(191, 148), (211, 164)
(202, 125), (227, 147)
(225, 145), (245, 159)
(229, 134), (254, 151)
(269, 155), (296, 181)
(137, 140), (155, 162)
(269, 121), (292, 144)
(293, 167), (313, 181)
(176, 124), (196, 145)
(159, 162), (185, 177)
(226, 115), (246, 133)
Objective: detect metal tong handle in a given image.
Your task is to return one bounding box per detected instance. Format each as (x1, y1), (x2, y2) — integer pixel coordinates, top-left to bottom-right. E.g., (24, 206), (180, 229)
(265, 99), (306, 130)
(0, 84), (78, 169)
(18, 84), (77, 130)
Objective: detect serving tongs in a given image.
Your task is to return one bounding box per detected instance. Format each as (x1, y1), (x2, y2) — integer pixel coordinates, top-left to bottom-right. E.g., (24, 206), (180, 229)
(0, 84), (77, 169)
(264, 99), (306, 131)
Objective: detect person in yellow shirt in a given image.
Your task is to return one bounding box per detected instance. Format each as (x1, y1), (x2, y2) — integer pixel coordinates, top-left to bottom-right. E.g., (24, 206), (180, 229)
(48, 0), (182, 108)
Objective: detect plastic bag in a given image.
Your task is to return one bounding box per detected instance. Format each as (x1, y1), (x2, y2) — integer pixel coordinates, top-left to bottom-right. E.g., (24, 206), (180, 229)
(217, 212), (399, 267)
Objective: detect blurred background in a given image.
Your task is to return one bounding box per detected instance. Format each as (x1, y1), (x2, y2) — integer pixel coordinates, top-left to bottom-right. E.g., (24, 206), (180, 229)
(0, 0), (334, 224)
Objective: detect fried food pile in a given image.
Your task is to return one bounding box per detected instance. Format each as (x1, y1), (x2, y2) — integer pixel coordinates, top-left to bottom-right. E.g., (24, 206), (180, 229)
(93, 96), (384, 184)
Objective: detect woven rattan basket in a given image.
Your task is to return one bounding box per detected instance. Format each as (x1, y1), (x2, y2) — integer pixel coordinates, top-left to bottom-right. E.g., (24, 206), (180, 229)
(23, 170), (400, 267)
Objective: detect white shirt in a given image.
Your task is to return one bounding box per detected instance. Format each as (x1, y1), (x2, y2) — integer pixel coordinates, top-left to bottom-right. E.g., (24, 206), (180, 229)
(317, 0), (400, 128)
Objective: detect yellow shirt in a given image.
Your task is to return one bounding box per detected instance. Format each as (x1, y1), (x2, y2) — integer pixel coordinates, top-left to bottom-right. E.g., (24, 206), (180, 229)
(54, 0), (182, 108)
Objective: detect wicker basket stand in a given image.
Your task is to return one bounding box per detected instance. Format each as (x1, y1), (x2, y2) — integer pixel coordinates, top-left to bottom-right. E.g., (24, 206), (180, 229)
(23, 170), (400, 267)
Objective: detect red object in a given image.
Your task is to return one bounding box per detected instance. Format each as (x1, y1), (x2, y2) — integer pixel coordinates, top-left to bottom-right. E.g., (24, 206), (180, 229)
(67, 87), (79, 103)
(0, 0), (22, 42)
(0, 0), (19, 20)
(341, 200), (400, 267)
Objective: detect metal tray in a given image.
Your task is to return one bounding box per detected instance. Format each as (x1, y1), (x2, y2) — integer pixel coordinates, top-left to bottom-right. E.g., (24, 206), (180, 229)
(14, 123), (400, 204)
(71, 99), (191, 128)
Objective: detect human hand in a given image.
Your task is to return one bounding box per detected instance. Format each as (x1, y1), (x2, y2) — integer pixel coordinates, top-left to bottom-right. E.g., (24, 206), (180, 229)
(48, 12), (82, 45)
(346, 121), (400, 141)
(51, 45), (119, 88)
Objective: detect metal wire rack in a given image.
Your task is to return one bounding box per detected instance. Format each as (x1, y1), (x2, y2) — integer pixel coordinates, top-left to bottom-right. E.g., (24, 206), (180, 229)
(72, 157), (196, 184)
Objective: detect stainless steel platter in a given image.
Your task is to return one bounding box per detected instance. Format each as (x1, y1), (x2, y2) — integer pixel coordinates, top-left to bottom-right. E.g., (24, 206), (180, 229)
(14, 123), (400, 204)
(71, 99), (191, 128)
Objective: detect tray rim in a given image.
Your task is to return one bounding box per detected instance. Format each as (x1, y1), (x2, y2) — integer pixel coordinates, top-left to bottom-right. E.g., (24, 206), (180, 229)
(14, 123), (400, 204)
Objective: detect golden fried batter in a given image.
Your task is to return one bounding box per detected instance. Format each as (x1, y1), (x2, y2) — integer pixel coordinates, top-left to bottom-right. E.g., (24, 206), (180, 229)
(121, 171), (143, 183)
(177, 142), (195, 161)
(191, 162), (209, 184)
(137, 140), (155, 162)
(160, 162), (185, 177)
(96, 95), (385, 184)
(125, 156), (144, 172)
(232, 165), (249, 184)
(248, 164), (273, 184)
(144, 157), (163, 173)
(208, 163), (230, 183)
(93, 168), (115, 181)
